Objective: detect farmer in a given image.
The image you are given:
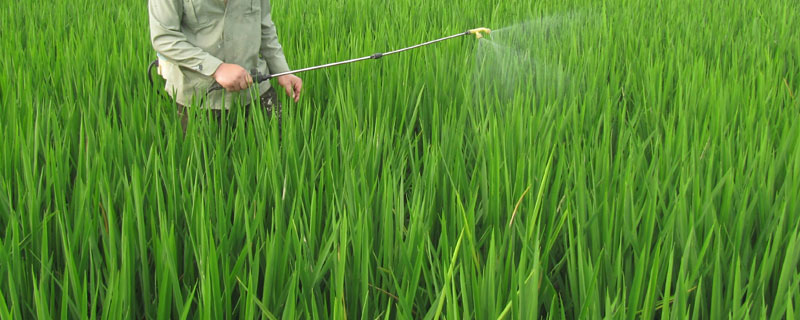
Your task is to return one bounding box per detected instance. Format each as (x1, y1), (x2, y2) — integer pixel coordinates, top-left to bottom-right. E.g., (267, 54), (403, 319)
(148, 0), (302, 132)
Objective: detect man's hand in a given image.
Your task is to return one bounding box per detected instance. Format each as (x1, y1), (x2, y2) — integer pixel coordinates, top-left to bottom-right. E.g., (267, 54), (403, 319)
(212, 63), (253, 92)
(277, 74), (303, 103)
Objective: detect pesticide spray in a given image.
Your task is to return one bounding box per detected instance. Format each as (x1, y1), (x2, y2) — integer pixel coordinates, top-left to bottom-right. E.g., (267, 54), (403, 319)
(473, 10), (594, 104)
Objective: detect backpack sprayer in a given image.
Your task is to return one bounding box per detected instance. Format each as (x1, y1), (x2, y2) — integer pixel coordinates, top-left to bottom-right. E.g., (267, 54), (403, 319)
(147, 28), (492, 93)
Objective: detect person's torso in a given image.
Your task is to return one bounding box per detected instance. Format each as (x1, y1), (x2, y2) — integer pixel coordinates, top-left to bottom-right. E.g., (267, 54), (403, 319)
(181, 0), (263, 69)
(161, 0), (272, 109)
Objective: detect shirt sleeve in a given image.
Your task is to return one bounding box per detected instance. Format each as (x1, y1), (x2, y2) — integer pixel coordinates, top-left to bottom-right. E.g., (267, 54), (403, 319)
(148, 0), (223, 77)
(260, 0), (291, 74)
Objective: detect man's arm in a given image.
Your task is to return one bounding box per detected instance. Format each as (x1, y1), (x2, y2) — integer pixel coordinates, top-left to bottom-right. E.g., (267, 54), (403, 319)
(148, 0), (222, 76)
(261, 1), (302, 101)
(260, 1), (290, 74)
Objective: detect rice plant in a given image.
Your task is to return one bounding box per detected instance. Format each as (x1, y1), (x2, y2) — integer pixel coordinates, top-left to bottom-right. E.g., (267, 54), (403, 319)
(1, 0), (799, 318)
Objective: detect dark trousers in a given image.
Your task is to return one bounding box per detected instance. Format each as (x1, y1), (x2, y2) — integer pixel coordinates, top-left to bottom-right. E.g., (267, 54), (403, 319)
(177, 87), (282, 136)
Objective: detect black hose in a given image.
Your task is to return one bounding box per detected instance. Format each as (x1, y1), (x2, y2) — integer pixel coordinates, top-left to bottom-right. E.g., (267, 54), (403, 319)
(147, 59), (158, 87)
(148, 59), (171, 100)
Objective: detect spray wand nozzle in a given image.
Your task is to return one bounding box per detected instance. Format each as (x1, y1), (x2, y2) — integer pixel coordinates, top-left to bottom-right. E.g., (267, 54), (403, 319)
(467, 28), (492, 39)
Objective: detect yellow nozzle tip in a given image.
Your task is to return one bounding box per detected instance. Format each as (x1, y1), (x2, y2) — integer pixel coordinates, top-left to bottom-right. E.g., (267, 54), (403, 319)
(469, 27), (492, 39)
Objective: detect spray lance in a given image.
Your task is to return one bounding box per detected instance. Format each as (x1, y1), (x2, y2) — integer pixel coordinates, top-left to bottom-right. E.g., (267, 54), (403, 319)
(201, 28), (492, 93)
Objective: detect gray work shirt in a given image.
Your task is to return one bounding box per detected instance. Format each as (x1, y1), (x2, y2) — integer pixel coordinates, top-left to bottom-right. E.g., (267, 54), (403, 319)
(149, 0), (290, 109)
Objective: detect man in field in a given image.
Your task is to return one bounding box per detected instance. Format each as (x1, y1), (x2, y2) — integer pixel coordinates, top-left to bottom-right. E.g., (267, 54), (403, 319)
(148, 0), (302, 131)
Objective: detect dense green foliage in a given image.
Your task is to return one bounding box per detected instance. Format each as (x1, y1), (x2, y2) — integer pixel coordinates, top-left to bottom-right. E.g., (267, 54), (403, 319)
(1, 0), (799, 318)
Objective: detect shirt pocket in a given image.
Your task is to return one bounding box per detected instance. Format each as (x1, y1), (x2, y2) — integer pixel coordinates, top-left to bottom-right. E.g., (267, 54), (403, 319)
(247, 0), (260, 16)
(184, 0), (218, 28)
(182, 0), (199, 25)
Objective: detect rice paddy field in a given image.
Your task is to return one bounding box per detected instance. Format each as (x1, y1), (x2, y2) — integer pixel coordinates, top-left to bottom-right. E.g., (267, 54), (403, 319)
(1, 0), (800, 318)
